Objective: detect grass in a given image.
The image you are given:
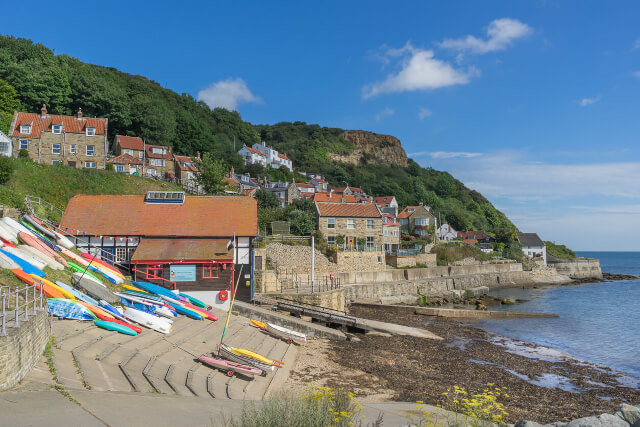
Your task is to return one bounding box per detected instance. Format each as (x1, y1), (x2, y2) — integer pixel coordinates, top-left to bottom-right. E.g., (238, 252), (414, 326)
(433, 244), (492, 266)
(544, 241), (576, 260)
(44, 336), (82, 406)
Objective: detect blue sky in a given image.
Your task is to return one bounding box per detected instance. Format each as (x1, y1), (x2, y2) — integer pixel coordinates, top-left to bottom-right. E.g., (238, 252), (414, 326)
(4, 1), (640, 250)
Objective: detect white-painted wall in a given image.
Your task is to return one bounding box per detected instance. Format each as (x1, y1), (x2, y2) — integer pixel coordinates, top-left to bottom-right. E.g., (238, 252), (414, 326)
(523, 245), (547, 265)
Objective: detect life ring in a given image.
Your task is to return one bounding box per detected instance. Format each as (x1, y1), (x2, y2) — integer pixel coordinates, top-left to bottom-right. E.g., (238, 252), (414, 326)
(219, 290), (229, 301)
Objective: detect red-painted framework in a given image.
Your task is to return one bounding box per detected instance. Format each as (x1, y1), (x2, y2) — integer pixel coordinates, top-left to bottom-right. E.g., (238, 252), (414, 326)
(131, 259), (234, 295)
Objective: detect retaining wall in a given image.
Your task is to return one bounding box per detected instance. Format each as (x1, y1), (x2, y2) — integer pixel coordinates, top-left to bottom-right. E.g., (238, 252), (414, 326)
(263, 289), (346, 312)
(0, 310), (51, 390)
(549, 258), (602, 279)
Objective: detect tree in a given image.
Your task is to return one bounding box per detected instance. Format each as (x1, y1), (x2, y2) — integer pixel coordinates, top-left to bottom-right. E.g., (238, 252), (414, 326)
(0, 156), (14, 184)
(436, 174), (458, 197)
(254, 188), (279, 209)
(195, 153), (228, 194)
(288, 209), (315, 236)
(0, 78), (18, 133)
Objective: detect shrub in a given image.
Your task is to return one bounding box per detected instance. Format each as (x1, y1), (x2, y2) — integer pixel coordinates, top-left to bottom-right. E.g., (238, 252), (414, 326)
(438, 384), (509, 426)
(0, 156), (14, 184)
(105, 163), (114, 172)
(18, 149), (29, 159)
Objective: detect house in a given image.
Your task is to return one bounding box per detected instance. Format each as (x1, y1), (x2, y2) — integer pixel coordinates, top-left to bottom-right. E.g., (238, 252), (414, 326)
(144, 144), (175, 178)
(436, 223), (458, 241)
(238, 145), (267, 167)
(315, 201), (383, 249)
(293, 182), (315, 195)
(333, 186), (365, 197)
(373, 196), (398, 216)
(457, 231), (495, 243)
(382, 213), (400, 253)
(9, 105), (107, 168)
(309, 177), (328, 192)
(174, 155), (199, 184)
(112, 135), (144, 160)
(243, 143), (293, 171)
(518, 232), (547, 265)
(262, 181), (291, 207)
(397, 203), (437, 237)
(107, 153), (143, 174)
(0, 130), (11, 157)
(59, 192), (258, 304)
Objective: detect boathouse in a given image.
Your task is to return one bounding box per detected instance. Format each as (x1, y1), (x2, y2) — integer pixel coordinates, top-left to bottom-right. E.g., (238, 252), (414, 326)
(58, 192), (257, 305)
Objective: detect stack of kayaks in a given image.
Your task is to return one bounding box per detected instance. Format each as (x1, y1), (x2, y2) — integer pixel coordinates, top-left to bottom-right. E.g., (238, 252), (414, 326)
(250, 319), (307, 345)
(218, 344), (276, 375)
(198, 355), (263, 377)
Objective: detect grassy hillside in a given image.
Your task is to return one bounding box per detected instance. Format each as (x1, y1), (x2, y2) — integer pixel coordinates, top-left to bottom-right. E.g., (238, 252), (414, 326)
(0, 157), (179, 218)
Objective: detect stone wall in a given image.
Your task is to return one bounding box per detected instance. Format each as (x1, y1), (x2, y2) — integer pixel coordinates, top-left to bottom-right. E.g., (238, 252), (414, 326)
(318, 216), (384, 246)
(264, 288), (346, 312)
(336, 251), (386, 271)
(548, 258), (602, 279)
(0, 310), (51, 390)
(14, 131), (108, 168)
(415, 253), (437, 267)
(386, 256), (416, 268)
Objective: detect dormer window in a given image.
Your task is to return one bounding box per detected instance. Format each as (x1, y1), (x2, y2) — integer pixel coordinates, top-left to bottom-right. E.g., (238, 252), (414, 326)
(407, 208), (415, 213)
(20, 124), (31, 134)
(151, 147), (165, 155)
(52, 124), (62, 134)
(86, 127), (96, 137)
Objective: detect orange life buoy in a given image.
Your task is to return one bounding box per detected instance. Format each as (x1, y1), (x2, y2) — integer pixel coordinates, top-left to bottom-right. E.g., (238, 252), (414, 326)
(219, 290), (229, 301)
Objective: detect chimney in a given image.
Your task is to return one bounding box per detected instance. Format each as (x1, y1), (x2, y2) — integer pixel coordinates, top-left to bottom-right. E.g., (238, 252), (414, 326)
(230, 166), (235, 176)
(41, 104), (47, 118)
(196, 151), (201, 160)
(77, 107), (83, 119)
(419, 202), (423, 206)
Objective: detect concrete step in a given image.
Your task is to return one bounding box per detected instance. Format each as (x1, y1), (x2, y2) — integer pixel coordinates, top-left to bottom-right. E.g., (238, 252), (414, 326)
(244, 338), (290, 400)
(263, 342), (299, 399)
(52, 346), (85, 391)
(53, 320), (94, 346)
(226, 332), (272, 399)
(71, 331), (116, 390)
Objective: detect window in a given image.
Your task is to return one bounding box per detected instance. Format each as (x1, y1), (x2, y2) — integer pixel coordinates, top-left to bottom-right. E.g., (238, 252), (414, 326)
(415, 218), (429, 226)
(52, 124), (62, 134)
(393, 230), (398, 237)
(150, 158), (164, 167)
(115, 247), (130, 262)
(123, 149), (133, 156)
(407, 208), (415, 213)
(151, 147), (165, 155)
(366, 236), (374, 248)
(366, 219), (374, 230)
(115, 165), (125, 173)
(327, 218), (335, 229)
(138, 151), (143, 159)
(20, 139), (29, 150)
(86, 145), (95, 156)
(147, 266), (163, 278)
(86, 127), (96, 137)
(84, 161), (97, 168)
(327, 236), (336, 245)
(70, 144), (76, 154)
(19, 125), (31, 134)
(52, 144), (61, 154)
(0, 141), (8, 153)
(202, 264), (219, 279)
(51, 160), (61, 166)
(347, 219), (355, 229)
(399, 218), (409, 225)
(384, 229), (389, 236)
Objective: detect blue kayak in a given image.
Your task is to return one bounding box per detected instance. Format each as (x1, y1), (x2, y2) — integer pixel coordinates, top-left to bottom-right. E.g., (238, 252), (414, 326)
(164, 301), (203, 320)
(179, 293), (206, 308)
(131, 281), (178, 299)
(99, 300), (125, 319)
(94, 319), (137, 336)
(55, 281), (101, 306)
(0, 248), (46, 277)
(47, 299), (95, 321)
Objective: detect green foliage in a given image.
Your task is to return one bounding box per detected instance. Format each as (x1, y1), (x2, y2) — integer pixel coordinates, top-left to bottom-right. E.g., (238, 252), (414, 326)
(545, 241), (576, 259)
(18, 149), (29, 158)
(194, 153), (228, 194)
(0, 155), (14, 184)
(433, 243), (492, 266)
(254, 188), (279, 209)
(0, 78), (18, 133)
(104, 163), (114, 172)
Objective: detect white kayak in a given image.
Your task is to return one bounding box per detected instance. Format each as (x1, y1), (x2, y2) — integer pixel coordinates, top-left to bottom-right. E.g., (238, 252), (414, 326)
(2, 246), (48, 270)
(18, 244), (64, 270)
(121, 307), (172, 334)
(266, 323), (307, 345)
(0, 251), (19, 269)
(0, 222), (18, 242)
(2, 217), (37, 238)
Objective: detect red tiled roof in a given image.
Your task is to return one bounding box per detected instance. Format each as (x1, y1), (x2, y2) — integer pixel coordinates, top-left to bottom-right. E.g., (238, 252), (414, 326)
(145, 144), (173, 159)
(312, 193), (359, 203)
(115, 135), (144, 150)
(311, 178), (327, 183)
(59, 195), (257, 237)
(397, 206), (430, 219)
(108, 153), (143, 165)
(245, 146), (264, 156)
(333, 186), (364, 194)
(373, 196), (395, 205)
(131, 238), (233, 262)
(382, 214), (399, 226)
(278, 153), (291, 161)
(174, 155), (199, 172)
(295, 183), (315, 188)
(315, 202), (381, 218)
(12, 112), (106, 138)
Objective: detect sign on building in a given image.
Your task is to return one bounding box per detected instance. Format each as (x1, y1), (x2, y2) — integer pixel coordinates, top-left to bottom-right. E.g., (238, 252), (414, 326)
(170, 265), (196, 282)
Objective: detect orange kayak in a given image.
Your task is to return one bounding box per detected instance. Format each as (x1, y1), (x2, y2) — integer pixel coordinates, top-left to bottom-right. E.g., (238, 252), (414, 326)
(250, 319), (268, 330)
(12, 268), (64, 299)
(74, 300), (115, 320)
(29, 274), (75, 300)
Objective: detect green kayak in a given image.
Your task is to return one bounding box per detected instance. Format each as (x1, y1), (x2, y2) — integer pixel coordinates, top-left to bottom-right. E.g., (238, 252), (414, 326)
(67, 261), (102, 282)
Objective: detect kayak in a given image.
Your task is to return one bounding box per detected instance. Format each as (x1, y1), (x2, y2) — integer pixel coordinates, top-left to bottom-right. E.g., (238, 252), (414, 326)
(0, 251), (19, 269)
(122, 284), (146, 293)
(120, 290), (163, 302)
(179, 293), (206, 308)
(250, 319), (268, 330)
(2, 217), (37, 238)
(17, 245), (64, 270)
(18, 232), (67, 267)
(71, 273), (119, 304)
(30, 275), (75, 299)
(22, 215), (56, 240)
(94, 319), (137, 336)
(0, 236), (17, 248)
(0, 222), (18, 242)
(55, 281), (101, 306)
(266, 323), (307, 345)
(121, 307), (172, 334)
(84, 305), (142, 333)
(2, 246), (48, 270)
(229, 347), (284, 368)
(60, 247), (91, 265)
(12, 269), (62, 299)
(25, 216), (75, 249)
(67, 261), (102, 282)
(163, 301), (203, 320)
(74, 300), (115, 320)
(99, 300), (126, 320)
(47, 299), (95, 320)
(81, 253), (125, 279)
(198, 355), (263, 377)
(1, 248), (46, 277)
(218, 344), (272, 374)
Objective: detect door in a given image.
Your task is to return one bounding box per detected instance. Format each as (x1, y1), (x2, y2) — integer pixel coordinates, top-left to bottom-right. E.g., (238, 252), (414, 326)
(68, 161), (76, 168)
(347, 237), (355, 249)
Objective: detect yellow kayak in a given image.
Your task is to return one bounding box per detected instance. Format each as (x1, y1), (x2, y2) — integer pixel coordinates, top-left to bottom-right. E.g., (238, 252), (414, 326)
(122, 284), (146, 293)
(230, 347), (284, 368)
(30, 274), (75, 300)
(250, 319), (267, 330)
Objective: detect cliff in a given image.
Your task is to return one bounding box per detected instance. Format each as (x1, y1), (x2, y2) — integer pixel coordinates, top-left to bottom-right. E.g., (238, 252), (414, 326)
(329, 130), (409, 168)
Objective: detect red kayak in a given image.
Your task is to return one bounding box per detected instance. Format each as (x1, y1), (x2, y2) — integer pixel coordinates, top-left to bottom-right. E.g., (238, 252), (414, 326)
(92, 309), (143, 333)
(0, 236), (17, 248)
(198, 355), (263, 377)
(81, 253), (125, 278)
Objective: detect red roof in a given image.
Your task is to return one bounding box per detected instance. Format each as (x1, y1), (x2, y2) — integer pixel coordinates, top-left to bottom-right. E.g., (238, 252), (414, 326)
(278, 153), (291, 161)
(313, 193), (359, 203)
(245, 146), (264, 156)
(174, 155), (199, 172)
(107, 153), (142, 165)
(333, 186), (364, 194)
(145, 144), (173, 159)
(382, 214), (399, 226)
(373, 196), (395, 205)
(315, 202), (381, 218)
(397, 205), (431, 219)
(12, 112), (106, 138)
(59, 195), (257, 237)
(458, 231), (491, 240)
(311, 178), (327, 183)
(295, 183), (315, 188)
(115, 135), (144, 150)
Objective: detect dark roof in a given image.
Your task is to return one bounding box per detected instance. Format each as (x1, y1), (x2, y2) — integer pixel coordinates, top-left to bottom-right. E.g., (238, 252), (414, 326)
(458, 231), (492, 240)
(518, 233), (545, 247)
(131, 238), (233, 262)
(60, 195), (257, 237)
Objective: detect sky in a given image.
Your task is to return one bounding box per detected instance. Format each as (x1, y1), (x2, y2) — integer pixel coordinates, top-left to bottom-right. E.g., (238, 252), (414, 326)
(3, 1), (640, 251)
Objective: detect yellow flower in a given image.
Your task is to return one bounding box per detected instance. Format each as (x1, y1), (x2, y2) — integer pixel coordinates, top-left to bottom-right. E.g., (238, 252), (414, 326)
(416, 400), (424, 403)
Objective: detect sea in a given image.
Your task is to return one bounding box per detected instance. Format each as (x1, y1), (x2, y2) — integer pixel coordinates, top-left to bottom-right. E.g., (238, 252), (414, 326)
(476, 251), (640, 383)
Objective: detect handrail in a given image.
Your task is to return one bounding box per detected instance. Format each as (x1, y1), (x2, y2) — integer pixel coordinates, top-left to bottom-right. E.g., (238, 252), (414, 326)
(132, 268), (177, 290)
(1, 283), (46, 336)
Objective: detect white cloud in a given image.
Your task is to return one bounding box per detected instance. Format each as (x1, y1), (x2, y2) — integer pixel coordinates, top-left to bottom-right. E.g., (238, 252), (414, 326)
(409, 151), (482, 159)
(439, 18), (533, 54)
(418, 108), (433, 120)
(633, 38), (640, 50)
(580, 97), (599, 107)
(363, 45), (475, 98)
(197, 77), (262, 111)
(632, 70), (640, 78)
(375, 107), (395, 122)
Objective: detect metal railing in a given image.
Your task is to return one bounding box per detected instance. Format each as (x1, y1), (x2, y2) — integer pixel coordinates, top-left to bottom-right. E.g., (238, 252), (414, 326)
(132, 268), (177, 290)
(336, 243), (383, 252)
(1, 283), (47, 336)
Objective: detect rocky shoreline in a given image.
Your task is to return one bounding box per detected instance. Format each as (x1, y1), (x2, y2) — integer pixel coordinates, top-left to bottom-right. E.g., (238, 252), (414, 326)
(516, 403), (640, 426)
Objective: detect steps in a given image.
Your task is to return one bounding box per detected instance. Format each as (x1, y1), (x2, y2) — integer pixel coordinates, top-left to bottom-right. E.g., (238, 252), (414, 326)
(38, 311), (296, 400)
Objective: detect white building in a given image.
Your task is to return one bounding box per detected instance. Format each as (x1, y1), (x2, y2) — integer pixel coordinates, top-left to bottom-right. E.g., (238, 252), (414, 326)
(238, 145), (267, 167)
(518, 232), (547, 265)
(251, 143), (293, 171)
(0, 130), (11, 157)
(436, 223), (458, 241)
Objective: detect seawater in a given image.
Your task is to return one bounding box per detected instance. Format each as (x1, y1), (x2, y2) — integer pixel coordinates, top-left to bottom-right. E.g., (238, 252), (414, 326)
(476, 251), (640, 380)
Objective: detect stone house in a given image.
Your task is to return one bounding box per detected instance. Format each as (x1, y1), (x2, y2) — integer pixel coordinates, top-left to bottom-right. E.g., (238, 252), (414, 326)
(9, 105), (108, 169)
(112, 135), (144, 160)
(315, 201), (383, 249)
(107, 153), (143, 174)
(333, 186), (365, 197)
(145, 144), (174, 178)
(373, 196), (398, 216)
(518, 232), (547, 265)
(309, 177), (328, 192)
(397, 204), (436, 237)
(174, 155), (199, 183)
(382, 213), (400, 253)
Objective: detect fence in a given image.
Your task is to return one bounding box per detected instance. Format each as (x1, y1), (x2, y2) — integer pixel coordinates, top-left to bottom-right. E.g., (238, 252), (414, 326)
(336, 243), (383, 252)
(1, 283), (47, 337)
(254, 234), (311, 249)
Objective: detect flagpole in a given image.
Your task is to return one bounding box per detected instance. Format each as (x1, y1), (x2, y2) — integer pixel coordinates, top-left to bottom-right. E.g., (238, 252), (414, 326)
(218, 233), (239, 356)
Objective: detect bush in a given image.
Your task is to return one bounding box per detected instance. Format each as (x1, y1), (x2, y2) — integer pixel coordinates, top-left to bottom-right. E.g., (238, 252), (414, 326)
(433, 243), (491, 266)
(0, 156), (14, 184)
(18, 149), (29, 159)
(544, 241), (576, 259)
(105, 163), (114, 172)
